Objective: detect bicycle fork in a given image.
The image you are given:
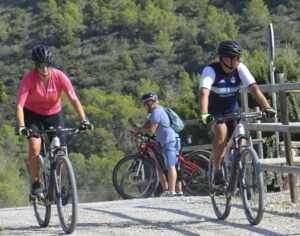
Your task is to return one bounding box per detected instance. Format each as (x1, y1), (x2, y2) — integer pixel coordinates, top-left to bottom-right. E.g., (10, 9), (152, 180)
(226, 155), (240, 198)
(135, 159), (145, 178)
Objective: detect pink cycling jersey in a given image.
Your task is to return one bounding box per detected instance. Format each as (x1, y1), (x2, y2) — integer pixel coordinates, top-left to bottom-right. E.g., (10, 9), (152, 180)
(16, 68), (78, 116)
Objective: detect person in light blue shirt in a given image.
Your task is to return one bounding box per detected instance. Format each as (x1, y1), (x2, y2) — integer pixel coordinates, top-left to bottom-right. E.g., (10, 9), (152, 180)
(133, 92), (182, 197)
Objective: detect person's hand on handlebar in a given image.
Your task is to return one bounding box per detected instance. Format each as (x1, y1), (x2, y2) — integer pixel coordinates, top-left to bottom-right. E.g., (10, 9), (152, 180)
(200, 113), (214, 125)
(15, 125), (29, 136)
(79, 118), (94, 131)
(263, 108), (276, 119)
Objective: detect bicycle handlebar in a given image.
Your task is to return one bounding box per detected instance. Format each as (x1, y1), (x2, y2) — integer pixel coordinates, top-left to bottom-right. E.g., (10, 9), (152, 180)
(213, 111), (264, 124)
(29, 127), (83, 136)
(128, 130), (155, 140)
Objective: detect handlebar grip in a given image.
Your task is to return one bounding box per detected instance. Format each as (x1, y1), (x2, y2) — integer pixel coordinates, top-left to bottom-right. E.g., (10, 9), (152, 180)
(79, 123), (93, 131)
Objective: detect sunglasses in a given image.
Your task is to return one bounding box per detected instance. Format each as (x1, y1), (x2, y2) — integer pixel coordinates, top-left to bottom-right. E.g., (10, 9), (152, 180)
(232, 55), (241, 61)
(36, 62), (51, 68)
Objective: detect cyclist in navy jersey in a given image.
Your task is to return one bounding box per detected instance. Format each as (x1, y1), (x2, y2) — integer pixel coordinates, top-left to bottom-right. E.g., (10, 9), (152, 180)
(199, 40), (276, 186)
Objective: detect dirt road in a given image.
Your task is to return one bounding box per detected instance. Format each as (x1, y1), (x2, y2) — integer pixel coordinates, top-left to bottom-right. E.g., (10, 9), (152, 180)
(0, 193), (299, 236)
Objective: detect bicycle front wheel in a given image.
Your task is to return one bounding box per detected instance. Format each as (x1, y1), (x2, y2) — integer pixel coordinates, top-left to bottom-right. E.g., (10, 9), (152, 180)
(32, 155), (51, 227)
(208, 153), (231, 220)
(180, 152), (209, 196)
(112, 154), (159, 199)
(239, 147), (264, 225)
(55, 155), (78, 234)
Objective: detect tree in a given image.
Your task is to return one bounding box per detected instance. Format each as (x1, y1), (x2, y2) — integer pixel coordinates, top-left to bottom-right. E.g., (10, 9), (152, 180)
(62, 88), (144, 154)
(44, 0), (86, 44)
(200, 5), (239, 49)
(241, 0), (271, 32)
(135, 78), (160, 100)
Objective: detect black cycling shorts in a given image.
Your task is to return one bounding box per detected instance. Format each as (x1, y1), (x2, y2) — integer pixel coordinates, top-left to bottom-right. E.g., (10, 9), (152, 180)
(210, 111), (238, 139)
(24, 108), (67, 146)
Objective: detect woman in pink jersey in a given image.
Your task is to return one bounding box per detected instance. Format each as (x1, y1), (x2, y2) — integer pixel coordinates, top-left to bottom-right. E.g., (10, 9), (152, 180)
(15, 45), (93, 198)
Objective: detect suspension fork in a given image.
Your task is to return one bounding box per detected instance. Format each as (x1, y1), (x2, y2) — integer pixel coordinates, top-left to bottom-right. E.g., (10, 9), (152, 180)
(227, 137), (243, 194)
(135, 159), (144, 176)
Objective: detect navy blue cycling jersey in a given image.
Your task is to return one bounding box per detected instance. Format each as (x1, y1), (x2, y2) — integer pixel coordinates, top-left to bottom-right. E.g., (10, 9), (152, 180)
(200, 61), (256, 114)
(208, 62), (241, 114)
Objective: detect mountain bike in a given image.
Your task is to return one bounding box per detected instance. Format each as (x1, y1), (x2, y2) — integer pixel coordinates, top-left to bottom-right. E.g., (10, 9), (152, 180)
(27, 127), (82, 234)
(208, 111), (265, 225)
(112, 132), (210, 199)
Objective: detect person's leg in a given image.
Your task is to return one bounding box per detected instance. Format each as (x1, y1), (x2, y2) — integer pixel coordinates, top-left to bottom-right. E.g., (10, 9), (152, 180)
(167, 165), (177, 193)
(28, 137), (42, 183)
(156, 162), (168, 192)
(24, 108), (43, 186)
(211, 123), (228, 185)
(175, 180), (183, 195)
(162, 147), (179, 194)
(212, 123), (228, 172)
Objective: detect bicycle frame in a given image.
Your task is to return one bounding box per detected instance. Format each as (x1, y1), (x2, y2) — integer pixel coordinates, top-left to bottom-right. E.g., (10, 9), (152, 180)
(135, 134), (202, 179)
(224, 124), (248, 195)
(37, 131), (69, 204)
(30, 127), (80, 233)
(135, 135), (165, 175)
(215, 112), (262, 195)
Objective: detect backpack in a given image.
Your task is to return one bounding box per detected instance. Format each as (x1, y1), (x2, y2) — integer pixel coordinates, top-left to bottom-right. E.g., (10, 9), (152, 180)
(164, 108), (184, 133)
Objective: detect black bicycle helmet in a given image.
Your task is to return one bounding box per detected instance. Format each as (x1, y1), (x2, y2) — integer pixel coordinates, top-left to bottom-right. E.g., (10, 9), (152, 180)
(217, 40), (242, 57)
(31, 45), (54, 65)
(141, 92), (158, 103)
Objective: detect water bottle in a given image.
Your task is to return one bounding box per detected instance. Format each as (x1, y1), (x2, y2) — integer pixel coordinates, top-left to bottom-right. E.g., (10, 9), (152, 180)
(50, 136), (61, 149)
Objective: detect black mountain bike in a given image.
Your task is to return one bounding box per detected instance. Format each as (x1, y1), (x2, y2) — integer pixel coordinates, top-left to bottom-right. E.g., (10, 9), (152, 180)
(28, 127), (81, 234)
(208, 112), (265, 225)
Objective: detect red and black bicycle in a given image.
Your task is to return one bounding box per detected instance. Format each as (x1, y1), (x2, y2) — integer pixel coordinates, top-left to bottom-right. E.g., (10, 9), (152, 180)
(112, 132), (210, 199)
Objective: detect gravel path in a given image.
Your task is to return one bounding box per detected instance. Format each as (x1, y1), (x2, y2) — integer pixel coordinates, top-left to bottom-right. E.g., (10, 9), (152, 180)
(0, 193), (299, 236)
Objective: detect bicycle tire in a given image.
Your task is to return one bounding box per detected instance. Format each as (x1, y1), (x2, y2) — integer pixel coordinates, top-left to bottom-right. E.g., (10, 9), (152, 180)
(186, 150), (211, 159)
(209, 153), (231, 220)
(112, 154), (159, 199)
(32, 155), (51, 227)
(239, 147), (264, 225)
(56, 155), (78, 234)
(180, 152), (209, 196)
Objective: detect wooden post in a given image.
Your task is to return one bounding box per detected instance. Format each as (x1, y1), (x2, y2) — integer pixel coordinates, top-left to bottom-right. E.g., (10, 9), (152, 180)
(240, 90), (249, 112)
(277, 73), (298, 203)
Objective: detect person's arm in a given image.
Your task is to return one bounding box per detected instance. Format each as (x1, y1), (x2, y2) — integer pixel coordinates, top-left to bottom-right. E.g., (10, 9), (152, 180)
(70, 98), (86, 120)
(199, 88), (210, 114)
(198, 66), (214, 114)
(248, 84), (271, 109)
(16, 104), (25, 127)
(59, 72), (87, 120)
(140, 121), (158, 136)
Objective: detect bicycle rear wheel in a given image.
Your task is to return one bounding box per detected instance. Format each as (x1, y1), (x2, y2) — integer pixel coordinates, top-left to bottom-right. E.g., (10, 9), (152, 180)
(187, 150), (211, 160)
(112, 154), (159, 199)
(209, 154), (231, 220)
(239, 147), (264, 225)
(56, 155), (78, 234)
(180, 152), (209, 196)
(32, 155), (51, 227)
